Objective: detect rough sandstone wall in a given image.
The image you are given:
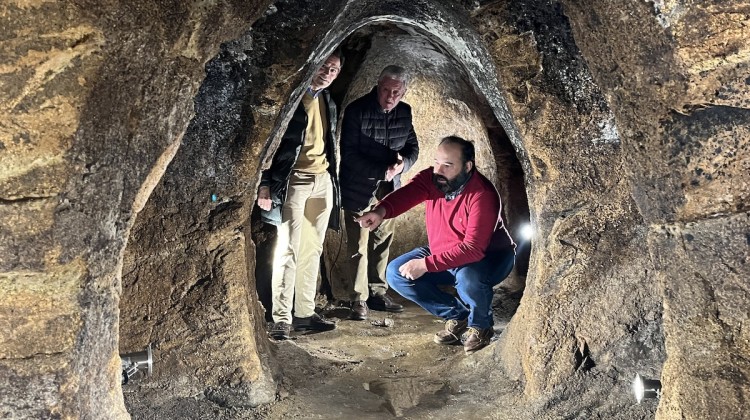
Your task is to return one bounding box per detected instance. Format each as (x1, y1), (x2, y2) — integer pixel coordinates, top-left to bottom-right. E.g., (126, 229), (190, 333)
(0, 0), (273, 417)
(560, 1), (750, 418)
(473, 5), (664, 419)
(119, 0), (357, 409)
(2, 0), (747, 418)
(473, 0), (748, 418)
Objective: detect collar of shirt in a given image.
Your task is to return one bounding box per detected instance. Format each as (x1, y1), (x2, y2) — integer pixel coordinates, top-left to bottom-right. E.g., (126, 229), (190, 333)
(307, 87), (322, 98)
(444, 171), (474, 201)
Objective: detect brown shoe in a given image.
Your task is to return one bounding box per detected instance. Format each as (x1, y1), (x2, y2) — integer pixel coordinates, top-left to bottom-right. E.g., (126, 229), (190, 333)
(463, 327), (494, 354)
(434, 318), (468, 344)
(349, 300), (368, 321)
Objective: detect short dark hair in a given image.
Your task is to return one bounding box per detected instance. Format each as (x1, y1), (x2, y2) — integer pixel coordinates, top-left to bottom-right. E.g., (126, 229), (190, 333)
(330, 47), (345, 67)
(439, 136), (475, 166)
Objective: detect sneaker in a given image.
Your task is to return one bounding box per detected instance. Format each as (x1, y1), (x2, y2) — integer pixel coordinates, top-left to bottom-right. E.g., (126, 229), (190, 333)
(367, 294), (404, 313)
(463, 327), (494, 354)
(292, 313), (337, 332)
(349, 300), (368, 321)
(269, 322), (291, 340)
(433, 318), (468, 345)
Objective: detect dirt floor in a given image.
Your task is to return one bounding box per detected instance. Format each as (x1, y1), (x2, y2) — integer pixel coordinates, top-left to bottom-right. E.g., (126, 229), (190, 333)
(125, 287), (526, 419)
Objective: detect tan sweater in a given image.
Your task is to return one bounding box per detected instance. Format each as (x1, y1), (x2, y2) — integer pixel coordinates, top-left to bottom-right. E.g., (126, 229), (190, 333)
(293, 92), (329, 173)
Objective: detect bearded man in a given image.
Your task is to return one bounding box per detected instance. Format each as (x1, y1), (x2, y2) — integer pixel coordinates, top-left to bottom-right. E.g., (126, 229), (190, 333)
(355, 136), (516, 354)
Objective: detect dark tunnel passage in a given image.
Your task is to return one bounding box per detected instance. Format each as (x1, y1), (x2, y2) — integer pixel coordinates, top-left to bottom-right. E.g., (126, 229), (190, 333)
(249, 22), (532, 327)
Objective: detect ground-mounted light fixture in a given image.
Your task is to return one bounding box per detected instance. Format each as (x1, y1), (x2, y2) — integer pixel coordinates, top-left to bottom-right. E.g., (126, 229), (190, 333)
(121, 344), (153, 385)
(633, 373), (661, 403)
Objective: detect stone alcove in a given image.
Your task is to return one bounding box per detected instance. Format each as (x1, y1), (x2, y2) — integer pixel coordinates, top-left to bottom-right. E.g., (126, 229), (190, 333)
(119, 3), (534, 413)
(2, 1), (748, 419)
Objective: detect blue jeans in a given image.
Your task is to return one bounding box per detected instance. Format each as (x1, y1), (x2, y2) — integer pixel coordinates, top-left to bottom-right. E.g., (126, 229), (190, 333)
(387, 246), (515, 329)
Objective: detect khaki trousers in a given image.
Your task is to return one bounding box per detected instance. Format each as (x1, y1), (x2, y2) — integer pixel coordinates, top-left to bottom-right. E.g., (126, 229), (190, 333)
(343, 183), (395, 301)
(271, 171), (333, 324)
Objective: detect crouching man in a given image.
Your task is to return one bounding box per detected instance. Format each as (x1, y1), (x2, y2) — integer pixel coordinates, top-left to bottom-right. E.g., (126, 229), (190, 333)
(355, 136), (516, 354)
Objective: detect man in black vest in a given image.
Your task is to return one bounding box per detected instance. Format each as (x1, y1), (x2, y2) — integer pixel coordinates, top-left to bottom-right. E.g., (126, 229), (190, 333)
(339, 65), (420, 320)
(257, 51), (343, 340)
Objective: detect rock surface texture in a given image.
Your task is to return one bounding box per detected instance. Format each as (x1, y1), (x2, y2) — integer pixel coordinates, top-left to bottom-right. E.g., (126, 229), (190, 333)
(1, 0), (747, 419)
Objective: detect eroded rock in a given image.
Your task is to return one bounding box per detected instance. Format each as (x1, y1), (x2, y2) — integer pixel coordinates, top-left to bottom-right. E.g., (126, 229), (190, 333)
(1, 0), (748, 418)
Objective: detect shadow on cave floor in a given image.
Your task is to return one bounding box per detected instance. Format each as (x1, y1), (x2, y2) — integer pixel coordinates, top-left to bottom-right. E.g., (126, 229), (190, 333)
(126, 288), (524, 419)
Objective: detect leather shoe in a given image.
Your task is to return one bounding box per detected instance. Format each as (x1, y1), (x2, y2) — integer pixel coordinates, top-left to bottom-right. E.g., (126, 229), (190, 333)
(367, 294), (404, 313)
(463, 327), (494, 354)
(269, 322), (291, 340)
(434, 319), (468, 344)
(349, 300), (368, 321)
(292, 313), (336, 332)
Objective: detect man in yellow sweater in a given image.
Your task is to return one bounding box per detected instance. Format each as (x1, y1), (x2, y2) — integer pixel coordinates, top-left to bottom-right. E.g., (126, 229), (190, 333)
(257, 51), (343, 340)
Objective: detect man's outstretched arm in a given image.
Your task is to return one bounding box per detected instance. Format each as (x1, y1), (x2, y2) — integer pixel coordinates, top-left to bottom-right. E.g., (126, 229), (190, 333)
(355, 207), (386, 231)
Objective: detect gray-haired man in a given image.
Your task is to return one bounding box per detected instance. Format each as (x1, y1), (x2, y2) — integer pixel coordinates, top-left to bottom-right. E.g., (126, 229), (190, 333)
(338, 65), (420, 320)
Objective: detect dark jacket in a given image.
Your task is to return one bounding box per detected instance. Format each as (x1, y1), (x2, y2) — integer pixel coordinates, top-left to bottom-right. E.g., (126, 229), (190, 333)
(340, 86), (419, 212)
(258, 89), (341, 230)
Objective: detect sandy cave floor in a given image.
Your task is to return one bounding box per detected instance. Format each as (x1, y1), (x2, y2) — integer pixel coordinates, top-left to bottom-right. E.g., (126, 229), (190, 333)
(125, 288), (526, 419)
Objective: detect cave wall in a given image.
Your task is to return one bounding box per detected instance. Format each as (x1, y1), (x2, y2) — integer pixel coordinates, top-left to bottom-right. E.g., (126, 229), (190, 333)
(1, 0), (748, 418)
(472, 0), (748, 418)
(559, 1), (750, 418)
(118, 0), (379, 408)
(0, 0), (273, 417)
(471, 3), (665, 418)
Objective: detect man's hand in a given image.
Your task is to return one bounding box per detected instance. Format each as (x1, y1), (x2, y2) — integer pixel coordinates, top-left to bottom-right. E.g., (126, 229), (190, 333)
(257, 186), (272, 211)
(399, 258), (428, 281)
(355, 207), (386, 231)
(385, 155), (405, 182)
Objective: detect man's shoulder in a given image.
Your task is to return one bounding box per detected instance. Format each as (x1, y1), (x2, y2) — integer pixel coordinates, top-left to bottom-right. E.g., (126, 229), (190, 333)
(350, 89), (377, 106)
(344, 94), (371, 114)
(395, 101), (412, 113)
(411, 168), (437, 190)
(396, 101), (411, 112)
(320, 89), (338, 107)
(468, 171), (500, 197)
(416, 166), (434, 178)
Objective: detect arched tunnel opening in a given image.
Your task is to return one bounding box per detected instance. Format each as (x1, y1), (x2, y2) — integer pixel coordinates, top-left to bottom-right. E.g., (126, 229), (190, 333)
(119, 18), (534, 417)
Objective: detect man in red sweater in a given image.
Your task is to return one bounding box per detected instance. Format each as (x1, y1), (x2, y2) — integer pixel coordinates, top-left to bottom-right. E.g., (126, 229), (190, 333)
(355, 136), (516, 354)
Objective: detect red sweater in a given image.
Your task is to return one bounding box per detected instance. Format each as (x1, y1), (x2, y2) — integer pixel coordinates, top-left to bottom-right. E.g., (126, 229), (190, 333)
(377, 168), (515, 272)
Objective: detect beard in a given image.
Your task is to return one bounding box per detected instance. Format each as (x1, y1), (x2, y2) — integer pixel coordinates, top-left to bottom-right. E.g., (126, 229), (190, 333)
(432, 169), (470, 194)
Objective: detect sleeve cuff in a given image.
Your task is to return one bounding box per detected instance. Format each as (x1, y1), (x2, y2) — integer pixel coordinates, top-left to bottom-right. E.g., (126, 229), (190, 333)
(424, 256), (441, 272)
(377, 201), (394, 219)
